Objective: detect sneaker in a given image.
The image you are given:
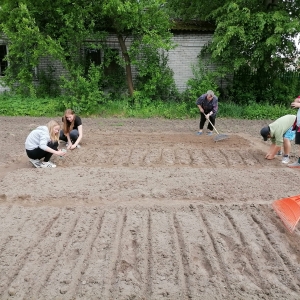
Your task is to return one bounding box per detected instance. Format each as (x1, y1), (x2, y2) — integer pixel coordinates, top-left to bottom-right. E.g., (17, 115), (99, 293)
(40, 161), (56, 168)
(288, 161), (300, 168)
(207, 131), (213, 136)
(196, 132), (203, 136)
(29, 159), (42, 168)
(281, 156), (290, 164)
(276, 150), (282, 156)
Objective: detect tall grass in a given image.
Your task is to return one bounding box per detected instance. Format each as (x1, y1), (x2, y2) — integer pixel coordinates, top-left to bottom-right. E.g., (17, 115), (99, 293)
(0, 94), (296, 120)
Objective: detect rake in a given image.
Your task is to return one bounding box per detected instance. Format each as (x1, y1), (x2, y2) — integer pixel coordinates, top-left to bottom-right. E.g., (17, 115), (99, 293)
(207, 118), (229, 142)
(272, 195), (300, 233)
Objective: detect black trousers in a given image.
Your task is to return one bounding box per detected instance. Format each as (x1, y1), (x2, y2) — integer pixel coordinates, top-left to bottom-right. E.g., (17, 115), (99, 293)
(26, 141), (58, 162)
(199, 112), (216, 131)
(296, 131), (300, 145)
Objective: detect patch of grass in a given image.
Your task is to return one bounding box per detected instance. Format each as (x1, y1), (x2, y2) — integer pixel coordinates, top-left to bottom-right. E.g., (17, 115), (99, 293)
(0, 93), (296, 120)
(0, 94), (64, 117)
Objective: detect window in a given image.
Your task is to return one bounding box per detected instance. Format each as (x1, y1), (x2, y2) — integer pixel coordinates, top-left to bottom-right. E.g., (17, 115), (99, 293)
(104, 49), (119, 76)
(85, 48), (101, 66)
(0, 45), (8, 76)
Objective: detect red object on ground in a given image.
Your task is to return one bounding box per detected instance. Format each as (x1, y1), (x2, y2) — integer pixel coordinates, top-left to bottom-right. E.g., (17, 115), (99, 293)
(272, 195), (300, 233)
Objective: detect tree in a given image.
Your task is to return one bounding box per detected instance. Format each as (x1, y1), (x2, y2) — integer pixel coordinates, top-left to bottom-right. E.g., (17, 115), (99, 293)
(0, 0), (173, 98)
(167, 0), (300, 71)
(166, 0), (300, 103)
(97, 0), (173, 96)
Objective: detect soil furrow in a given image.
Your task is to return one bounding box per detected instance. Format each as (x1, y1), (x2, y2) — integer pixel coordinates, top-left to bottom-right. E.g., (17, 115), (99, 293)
(172, 212), (191, 298)
(19, 209), (80, 299)
(37, 209), (98, 298)
(226, 205), (299, 298)
(102, 208), (127, 299)
(0, 208), (61, 297)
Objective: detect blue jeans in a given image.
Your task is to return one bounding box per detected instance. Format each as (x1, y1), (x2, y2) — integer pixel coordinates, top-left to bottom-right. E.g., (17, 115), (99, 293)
(59, 129), (79, 143)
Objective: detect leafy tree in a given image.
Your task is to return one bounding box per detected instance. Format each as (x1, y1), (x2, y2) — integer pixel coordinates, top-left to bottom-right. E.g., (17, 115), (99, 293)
(0, 0), (173, 99)
(99, 0), (173, 96)
(166, 0), (300, 103)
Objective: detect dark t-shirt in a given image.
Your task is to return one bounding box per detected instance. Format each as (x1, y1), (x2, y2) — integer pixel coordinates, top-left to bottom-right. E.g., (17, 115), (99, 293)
(196, 94), (218, 116)
(62, 115), (82, 130)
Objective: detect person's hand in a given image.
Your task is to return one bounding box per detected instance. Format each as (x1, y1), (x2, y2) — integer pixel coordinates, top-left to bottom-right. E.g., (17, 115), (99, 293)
(66, 143), (72, 150)
(205, 114), (210, 119)
(291, 102), (300, 109)
(70, 144), (77, 150)
(265, 153), (274, 160)
(57, 150), (66, 156)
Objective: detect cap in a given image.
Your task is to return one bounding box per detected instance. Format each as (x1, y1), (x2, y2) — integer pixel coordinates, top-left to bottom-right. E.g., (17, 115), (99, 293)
(260, 126), (270, 141)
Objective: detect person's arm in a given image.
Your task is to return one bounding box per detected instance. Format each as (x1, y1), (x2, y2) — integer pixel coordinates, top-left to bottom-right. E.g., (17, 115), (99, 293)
(291, 96), (300, 108)
(72, 125), (83, 148)
(210, 98), (218, 115)
(198, 104), (204, 114)
(45, 146), (66, 156)
(265, 143), (281, 160)
(196, 96), (205, 114)
(65, 133), (72, 149)
(39, 135), (66, 156)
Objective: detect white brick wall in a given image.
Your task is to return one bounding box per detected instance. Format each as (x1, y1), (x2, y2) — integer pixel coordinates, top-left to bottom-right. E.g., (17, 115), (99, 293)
(168, 33), (214, 92)
(0, 84), (10, 92)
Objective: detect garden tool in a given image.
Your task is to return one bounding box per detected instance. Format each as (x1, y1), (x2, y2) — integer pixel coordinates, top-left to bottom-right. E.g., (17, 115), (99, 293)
(206, 116), (229, 142)
(272, 194), (300, 233)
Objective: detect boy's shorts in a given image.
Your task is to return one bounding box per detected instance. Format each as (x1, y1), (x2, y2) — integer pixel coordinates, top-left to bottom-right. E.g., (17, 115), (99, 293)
(283, 127), (296, 141)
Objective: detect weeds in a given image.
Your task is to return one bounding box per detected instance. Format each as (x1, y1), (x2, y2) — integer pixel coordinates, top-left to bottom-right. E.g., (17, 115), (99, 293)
(0, 93), (296, 120)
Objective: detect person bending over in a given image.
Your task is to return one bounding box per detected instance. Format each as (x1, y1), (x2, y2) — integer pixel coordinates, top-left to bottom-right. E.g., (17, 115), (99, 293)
(260, 114), (296, 163)
(25, 120), (66, 168)
(60, 109), (83, 150)
(196, 90), (218, 136)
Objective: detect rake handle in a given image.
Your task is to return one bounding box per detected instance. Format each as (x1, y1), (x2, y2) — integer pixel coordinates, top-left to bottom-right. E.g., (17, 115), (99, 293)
(206, 115), (220, 135)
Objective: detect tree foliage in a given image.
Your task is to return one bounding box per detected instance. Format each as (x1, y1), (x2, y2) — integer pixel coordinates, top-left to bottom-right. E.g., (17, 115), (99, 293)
(0, 0), (174, 100)
(166, 0), (300, 103)
(167, 0), (300, 73)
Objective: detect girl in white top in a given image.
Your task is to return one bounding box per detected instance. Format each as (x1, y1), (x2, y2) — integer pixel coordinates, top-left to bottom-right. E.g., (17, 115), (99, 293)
(25, 120), (66, 168)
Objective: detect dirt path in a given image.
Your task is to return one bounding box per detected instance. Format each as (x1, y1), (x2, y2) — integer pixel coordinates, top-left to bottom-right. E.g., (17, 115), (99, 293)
(0, 116), (300, 299)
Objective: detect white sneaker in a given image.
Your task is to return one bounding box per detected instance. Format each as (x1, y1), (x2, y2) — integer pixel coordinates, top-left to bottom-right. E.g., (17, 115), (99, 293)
(282, 156), (290, 164)
(29, 159), (42, 168)
(41, 161), (56, 168)
(288, 161), (300, 168)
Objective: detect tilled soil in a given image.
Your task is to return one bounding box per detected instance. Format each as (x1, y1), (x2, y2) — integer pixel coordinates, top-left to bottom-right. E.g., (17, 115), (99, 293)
(0, 116), (300, 300)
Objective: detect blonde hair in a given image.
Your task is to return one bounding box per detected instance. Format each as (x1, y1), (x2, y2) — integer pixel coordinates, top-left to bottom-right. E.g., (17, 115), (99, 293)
(62, 109), (76, 134)
(47, 120), (60, 142)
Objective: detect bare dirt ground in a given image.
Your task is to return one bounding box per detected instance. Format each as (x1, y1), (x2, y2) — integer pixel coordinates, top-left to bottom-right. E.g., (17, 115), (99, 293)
(0, 116), (300, 300)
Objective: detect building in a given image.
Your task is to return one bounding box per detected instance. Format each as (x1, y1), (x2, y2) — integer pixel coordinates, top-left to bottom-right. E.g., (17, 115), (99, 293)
(0, 20), (215, 94)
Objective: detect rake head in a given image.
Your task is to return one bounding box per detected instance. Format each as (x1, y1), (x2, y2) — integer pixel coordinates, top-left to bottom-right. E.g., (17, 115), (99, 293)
(214, 134), (229, 142)
(272, 196), (300, 233)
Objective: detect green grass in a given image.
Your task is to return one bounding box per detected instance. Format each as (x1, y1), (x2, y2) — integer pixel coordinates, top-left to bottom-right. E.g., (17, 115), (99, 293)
(0, 94), (296, 120)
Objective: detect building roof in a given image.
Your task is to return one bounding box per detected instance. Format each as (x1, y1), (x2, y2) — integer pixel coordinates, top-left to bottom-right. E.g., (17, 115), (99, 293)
(171, 20), (215, 33)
